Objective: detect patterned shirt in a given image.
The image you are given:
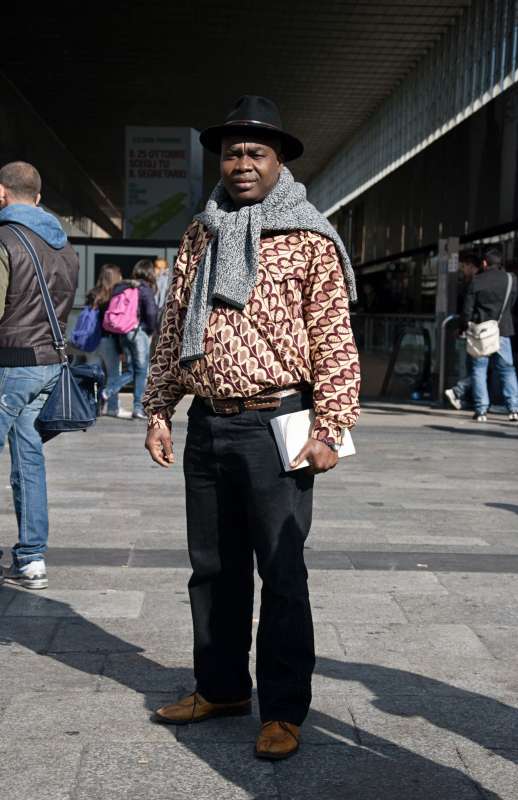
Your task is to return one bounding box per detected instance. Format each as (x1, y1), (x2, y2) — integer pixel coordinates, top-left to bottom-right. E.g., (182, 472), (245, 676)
(143, 221), (360, 445)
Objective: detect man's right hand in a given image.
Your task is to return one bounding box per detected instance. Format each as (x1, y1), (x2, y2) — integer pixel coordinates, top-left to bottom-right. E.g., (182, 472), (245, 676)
(145, 425), (174, 468)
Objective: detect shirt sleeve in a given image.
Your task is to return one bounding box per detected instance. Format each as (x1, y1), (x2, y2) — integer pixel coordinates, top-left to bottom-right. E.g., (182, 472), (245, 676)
(303, 235), (361, 445)
(142, 230), (193, 419)
(0, 243), (10, 320)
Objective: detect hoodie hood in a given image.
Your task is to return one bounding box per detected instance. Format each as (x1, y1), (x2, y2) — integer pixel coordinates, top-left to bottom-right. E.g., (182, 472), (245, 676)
(0, 204), (67, 249)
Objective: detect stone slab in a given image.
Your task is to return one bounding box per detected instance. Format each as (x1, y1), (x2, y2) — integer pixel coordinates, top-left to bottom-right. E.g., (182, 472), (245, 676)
(272, 743), (486, 800)
(396, 594), (518, 625)
(1, 690), (180, 744)
(49, 617), (194, 656)
(4, 589), (145, 619)
(334, 623), (492, 659)
(385, 535), (489, 546)
(472, 625), (518, 660)
(0, 650), (103, 692)
(309, 570), (446, 596)
(99, 652), (194, 694)
(0, 739), (82, 800)
(456, 744), (518, 800)
(32, 566), (192, 592)
(312, 653), (427, 697)
(349, 695), (518, 751)
(311, 593), (407, 624)
(74, 741), (277, 800)
(0, 616), (58, 653)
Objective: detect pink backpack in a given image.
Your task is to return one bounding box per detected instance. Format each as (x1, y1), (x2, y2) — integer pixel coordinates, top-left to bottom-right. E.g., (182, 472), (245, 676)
(102, 287), (139, 334)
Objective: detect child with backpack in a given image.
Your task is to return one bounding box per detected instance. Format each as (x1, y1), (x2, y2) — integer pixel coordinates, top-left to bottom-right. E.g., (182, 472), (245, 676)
(102, 259), (158, 419)
(71, 264), (129, 418)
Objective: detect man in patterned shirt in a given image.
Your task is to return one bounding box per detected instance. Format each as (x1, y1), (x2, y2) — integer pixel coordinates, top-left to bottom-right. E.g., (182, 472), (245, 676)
(144, 96), (360, 760)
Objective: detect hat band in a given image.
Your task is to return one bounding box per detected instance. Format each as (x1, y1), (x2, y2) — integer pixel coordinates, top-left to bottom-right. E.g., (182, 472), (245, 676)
(223, 119), (280, 130)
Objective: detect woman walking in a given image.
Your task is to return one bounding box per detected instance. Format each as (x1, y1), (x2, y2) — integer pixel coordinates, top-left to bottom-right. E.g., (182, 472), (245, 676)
(103, 259), (158, 419)
(85, 263), (130, 418)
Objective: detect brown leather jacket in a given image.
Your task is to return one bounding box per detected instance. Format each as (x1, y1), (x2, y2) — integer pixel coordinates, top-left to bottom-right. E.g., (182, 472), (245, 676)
(0, 225), (79, 366)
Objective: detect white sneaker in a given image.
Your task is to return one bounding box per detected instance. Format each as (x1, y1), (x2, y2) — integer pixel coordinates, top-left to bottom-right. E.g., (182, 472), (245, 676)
(4, 560), (48, 590)
(444, 389), (462, 410)
(473, 413), (488, 423)
(509, 412), (518, 422)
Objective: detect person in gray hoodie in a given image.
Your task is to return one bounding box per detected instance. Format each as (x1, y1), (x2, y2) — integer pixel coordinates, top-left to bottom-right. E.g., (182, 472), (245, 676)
(0, 161), (79, 589)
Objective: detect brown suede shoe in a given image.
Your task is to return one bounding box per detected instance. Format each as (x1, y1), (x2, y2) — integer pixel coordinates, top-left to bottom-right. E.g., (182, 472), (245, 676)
(255, 721), (300, 760)
(153, 692), (252, 726)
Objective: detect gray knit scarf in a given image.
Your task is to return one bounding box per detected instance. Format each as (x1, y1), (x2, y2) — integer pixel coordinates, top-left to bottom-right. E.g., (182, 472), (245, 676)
(180, 166), (356, 365)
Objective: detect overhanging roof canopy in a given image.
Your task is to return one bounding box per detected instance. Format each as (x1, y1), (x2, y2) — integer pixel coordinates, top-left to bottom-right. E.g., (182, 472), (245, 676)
(1, 1), (470, 211)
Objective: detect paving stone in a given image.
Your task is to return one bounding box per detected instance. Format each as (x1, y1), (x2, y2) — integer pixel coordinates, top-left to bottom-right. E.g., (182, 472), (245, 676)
(312, 654), (426, 697)
(0, 650), (103, 692)
(334, 623), (492, 659)
(313, 622), (344, 658)
(309, 570), (446, 596)
(98, 652), (194, 693)
(74, 741), (277, 800)
(472, 625), (518, 660)
(349, 695), (518, 750)
(0, 617), (58, 654)
(1, 690), (181, 744)
(439, 573), (518, 596)
(4, 589), (145, 619)
(456, 744), (518, 800)
(0, 739), (82, 800)
(42, 566), (191, 591)
(384, 534), (489, 546)
(402, 658), (518, 697)
(396, 594), (518, 624)
(272, 743), (487, 800)
(311, 593), (407, 624)
(49, 617), (193, 655)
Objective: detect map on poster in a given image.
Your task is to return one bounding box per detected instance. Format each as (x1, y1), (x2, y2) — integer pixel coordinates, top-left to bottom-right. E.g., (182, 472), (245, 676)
(124, 126), (203, 240)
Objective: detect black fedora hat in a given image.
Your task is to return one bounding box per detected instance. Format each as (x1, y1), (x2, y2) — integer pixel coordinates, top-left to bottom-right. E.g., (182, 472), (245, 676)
(199, 95), (304, 162)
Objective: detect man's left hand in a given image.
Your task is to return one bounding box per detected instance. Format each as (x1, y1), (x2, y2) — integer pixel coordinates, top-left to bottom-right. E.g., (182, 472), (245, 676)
(290, 438), (338, 474)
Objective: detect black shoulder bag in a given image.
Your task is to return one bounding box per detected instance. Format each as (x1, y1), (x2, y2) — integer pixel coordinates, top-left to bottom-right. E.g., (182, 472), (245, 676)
(7, 224), (101, 442)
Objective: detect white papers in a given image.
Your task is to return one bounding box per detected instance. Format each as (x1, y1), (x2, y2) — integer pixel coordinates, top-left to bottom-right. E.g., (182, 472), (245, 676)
(270, 408), (355, 471)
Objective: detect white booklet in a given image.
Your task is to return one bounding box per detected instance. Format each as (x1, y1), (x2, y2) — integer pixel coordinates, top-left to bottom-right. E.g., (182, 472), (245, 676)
(270, 408), (355, 472)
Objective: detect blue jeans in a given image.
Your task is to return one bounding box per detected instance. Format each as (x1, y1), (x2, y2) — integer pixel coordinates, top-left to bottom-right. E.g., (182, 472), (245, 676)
(0, 364), (61, 565)
(87, 336), (121, 414)
(104, 328), (150, 413)
(471, 337), (518, 414)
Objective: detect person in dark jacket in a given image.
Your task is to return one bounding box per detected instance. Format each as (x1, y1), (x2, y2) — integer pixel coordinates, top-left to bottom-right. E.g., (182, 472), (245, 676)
(102, 259), (158, 419)
(462, 248), (518, 422)
(444, 251), (481, 410)
(0, 161), (79, 589)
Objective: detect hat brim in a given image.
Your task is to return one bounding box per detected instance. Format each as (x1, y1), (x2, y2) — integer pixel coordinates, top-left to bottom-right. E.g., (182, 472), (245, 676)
(199, 123), (304, 162)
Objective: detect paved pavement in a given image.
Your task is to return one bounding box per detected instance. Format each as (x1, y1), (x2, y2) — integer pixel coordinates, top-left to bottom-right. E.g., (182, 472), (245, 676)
(0, 398), (517, 799)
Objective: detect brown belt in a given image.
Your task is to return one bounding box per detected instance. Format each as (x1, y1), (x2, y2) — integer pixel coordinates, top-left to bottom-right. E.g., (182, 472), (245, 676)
(202, 386), (303, 415)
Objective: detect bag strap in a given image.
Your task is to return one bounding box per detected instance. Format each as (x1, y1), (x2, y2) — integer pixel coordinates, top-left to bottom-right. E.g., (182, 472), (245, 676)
(497, 273), (514, 324)
(6, 224), (67, 361)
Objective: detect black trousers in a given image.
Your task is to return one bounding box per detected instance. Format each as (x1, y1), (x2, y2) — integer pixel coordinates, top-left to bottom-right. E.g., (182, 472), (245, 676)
(183, 392), (315, 725)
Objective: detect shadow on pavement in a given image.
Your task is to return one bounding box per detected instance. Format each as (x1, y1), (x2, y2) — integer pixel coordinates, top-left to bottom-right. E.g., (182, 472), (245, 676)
(426, 424), (518, 439)
(486, 502), (518, 516)
(0, 584), (508, 799)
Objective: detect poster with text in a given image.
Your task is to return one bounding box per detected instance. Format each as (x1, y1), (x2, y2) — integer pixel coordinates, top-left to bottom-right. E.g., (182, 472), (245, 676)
(124, 126), (203, 240)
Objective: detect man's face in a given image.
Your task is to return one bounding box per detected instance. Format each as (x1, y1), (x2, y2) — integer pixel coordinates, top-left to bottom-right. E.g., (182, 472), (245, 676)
(460, 262), (478, 282)
(220, 136), (284, 207)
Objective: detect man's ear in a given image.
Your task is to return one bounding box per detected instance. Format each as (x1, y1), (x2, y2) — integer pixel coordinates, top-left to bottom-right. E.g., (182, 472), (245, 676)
(0, 184), (6, 206)
(35, 192), (41, 206)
